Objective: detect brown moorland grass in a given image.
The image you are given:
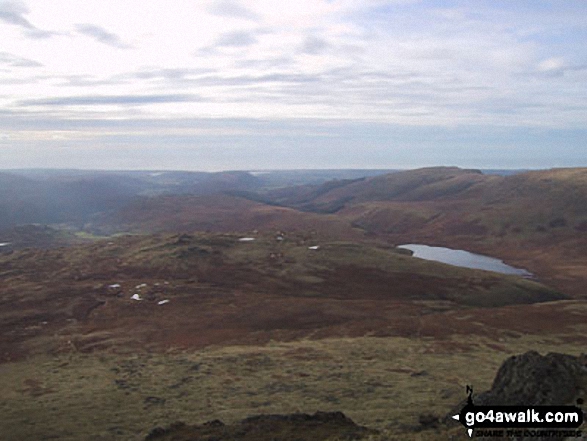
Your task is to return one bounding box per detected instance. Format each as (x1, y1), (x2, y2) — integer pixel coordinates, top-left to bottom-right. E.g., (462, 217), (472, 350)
(0, 232), (566, 362)
(0, 227), (585, 440)
(0, 334), (585, 441)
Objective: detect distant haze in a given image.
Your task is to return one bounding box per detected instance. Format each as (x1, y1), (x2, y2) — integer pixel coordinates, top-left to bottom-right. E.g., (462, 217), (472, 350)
(0, 1), (586, 170)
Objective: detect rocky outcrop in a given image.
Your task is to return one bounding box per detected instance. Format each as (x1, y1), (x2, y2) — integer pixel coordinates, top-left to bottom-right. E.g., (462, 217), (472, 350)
(474, 351), (587, 407)
(448, 351), (587, 441)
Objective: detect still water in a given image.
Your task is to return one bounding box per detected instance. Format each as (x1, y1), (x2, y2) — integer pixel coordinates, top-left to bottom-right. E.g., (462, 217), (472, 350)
(397, 244), (532, 277)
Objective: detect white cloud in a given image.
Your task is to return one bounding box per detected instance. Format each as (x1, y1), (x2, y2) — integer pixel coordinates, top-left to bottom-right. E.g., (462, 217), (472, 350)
(538, 57), (566, 73)
(0, 0), (586, 169)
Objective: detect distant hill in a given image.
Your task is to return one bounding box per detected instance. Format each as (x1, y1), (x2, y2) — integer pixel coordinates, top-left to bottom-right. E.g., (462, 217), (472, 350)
(256, 167), (488, 212)
(90, 194), (364, 241)
(0, 170), (267, 231)
(0, 169), (398, 231)
(253, 167), (587, 239)
(2, 167), (586, 297)
(247, 167), (587, 298)
(0, 171), (141, 231)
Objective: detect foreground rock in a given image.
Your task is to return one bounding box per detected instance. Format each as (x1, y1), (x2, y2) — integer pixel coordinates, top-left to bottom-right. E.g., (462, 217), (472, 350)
(474, 351), (587, 407)
(145, 411), (377, 441)
(449, 351), (587, 440)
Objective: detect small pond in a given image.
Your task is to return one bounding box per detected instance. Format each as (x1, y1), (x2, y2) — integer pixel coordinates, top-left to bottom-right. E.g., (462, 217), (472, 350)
(397, 244), (532, 277)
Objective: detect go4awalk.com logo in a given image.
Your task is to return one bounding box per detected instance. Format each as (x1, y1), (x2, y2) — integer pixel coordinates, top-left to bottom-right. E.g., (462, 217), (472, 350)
(452, 386), (584, 438)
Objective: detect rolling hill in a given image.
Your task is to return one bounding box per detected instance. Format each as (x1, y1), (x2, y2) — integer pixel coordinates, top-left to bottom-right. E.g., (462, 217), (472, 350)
(245, 167), (587, 298)
(255, 167), (587, 239)
(1, 167), (587, 440)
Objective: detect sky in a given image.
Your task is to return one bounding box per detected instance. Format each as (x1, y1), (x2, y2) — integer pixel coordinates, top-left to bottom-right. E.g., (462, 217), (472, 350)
(0, 0), (586, 170)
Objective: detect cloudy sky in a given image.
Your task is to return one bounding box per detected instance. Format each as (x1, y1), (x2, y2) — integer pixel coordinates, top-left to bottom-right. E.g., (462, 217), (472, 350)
(0, 0), (586, 170)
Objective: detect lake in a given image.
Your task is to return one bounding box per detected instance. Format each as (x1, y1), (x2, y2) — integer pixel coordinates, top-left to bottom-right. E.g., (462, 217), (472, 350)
(397, 244), (532, 277)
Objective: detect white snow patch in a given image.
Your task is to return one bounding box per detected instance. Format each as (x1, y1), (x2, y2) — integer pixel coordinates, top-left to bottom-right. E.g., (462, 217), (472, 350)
(0, 242), (10, 247)
(308, 246), (320, 250)
(130, 294), (142, 301)
(135, 283), (147, 289)
(108, 284), (121, 289)
(158, 299), (170, 305)
(238, 237), (256, 242)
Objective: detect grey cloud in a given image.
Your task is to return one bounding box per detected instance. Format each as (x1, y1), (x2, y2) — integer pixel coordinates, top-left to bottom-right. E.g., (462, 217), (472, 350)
(193, 72), (321, 88)
(76, 24), (132, 49)
(215, 30), (257, 47)
(542, 64), (587, 78)
(518, 63), (587, 80)
(0, 1), (34, 28)
(301, 36), (330, 55)
(0, 52), (42, 67)
(24, 28), (59, 39)
(236, 57), (294, 69)
(131, 67), (216, 81)
(0, 1), (57, 38)
(58, 74), (129, 87)
(18, 94), (204, 107)
(208, 0), (259, 20)
(55, 68), (217, 90)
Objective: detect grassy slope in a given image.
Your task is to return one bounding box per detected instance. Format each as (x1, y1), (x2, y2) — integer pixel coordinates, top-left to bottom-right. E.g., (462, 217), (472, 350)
(1, 334), (586, 441)
(0, 234), (587, 440)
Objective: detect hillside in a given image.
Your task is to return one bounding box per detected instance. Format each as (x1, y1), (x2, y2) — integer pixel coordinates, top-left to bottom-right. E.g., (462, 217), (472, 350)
(0, 231), (565, 361)
(0, 231), (585, 440)
(0, 170), (269, 232)
(257, 168), (587, 234)
(1, 168), (587, 440)
(259, 167), (490, 212)
(249, 167), (587, 298)
(0, 171), (141, 231)
(90, 194), (365, 241)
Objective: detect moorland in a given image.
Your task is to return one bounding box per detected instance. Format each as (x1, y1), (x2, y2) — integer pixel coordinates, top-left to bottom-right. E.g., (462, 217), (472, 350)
(0, 166), (585, 440)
